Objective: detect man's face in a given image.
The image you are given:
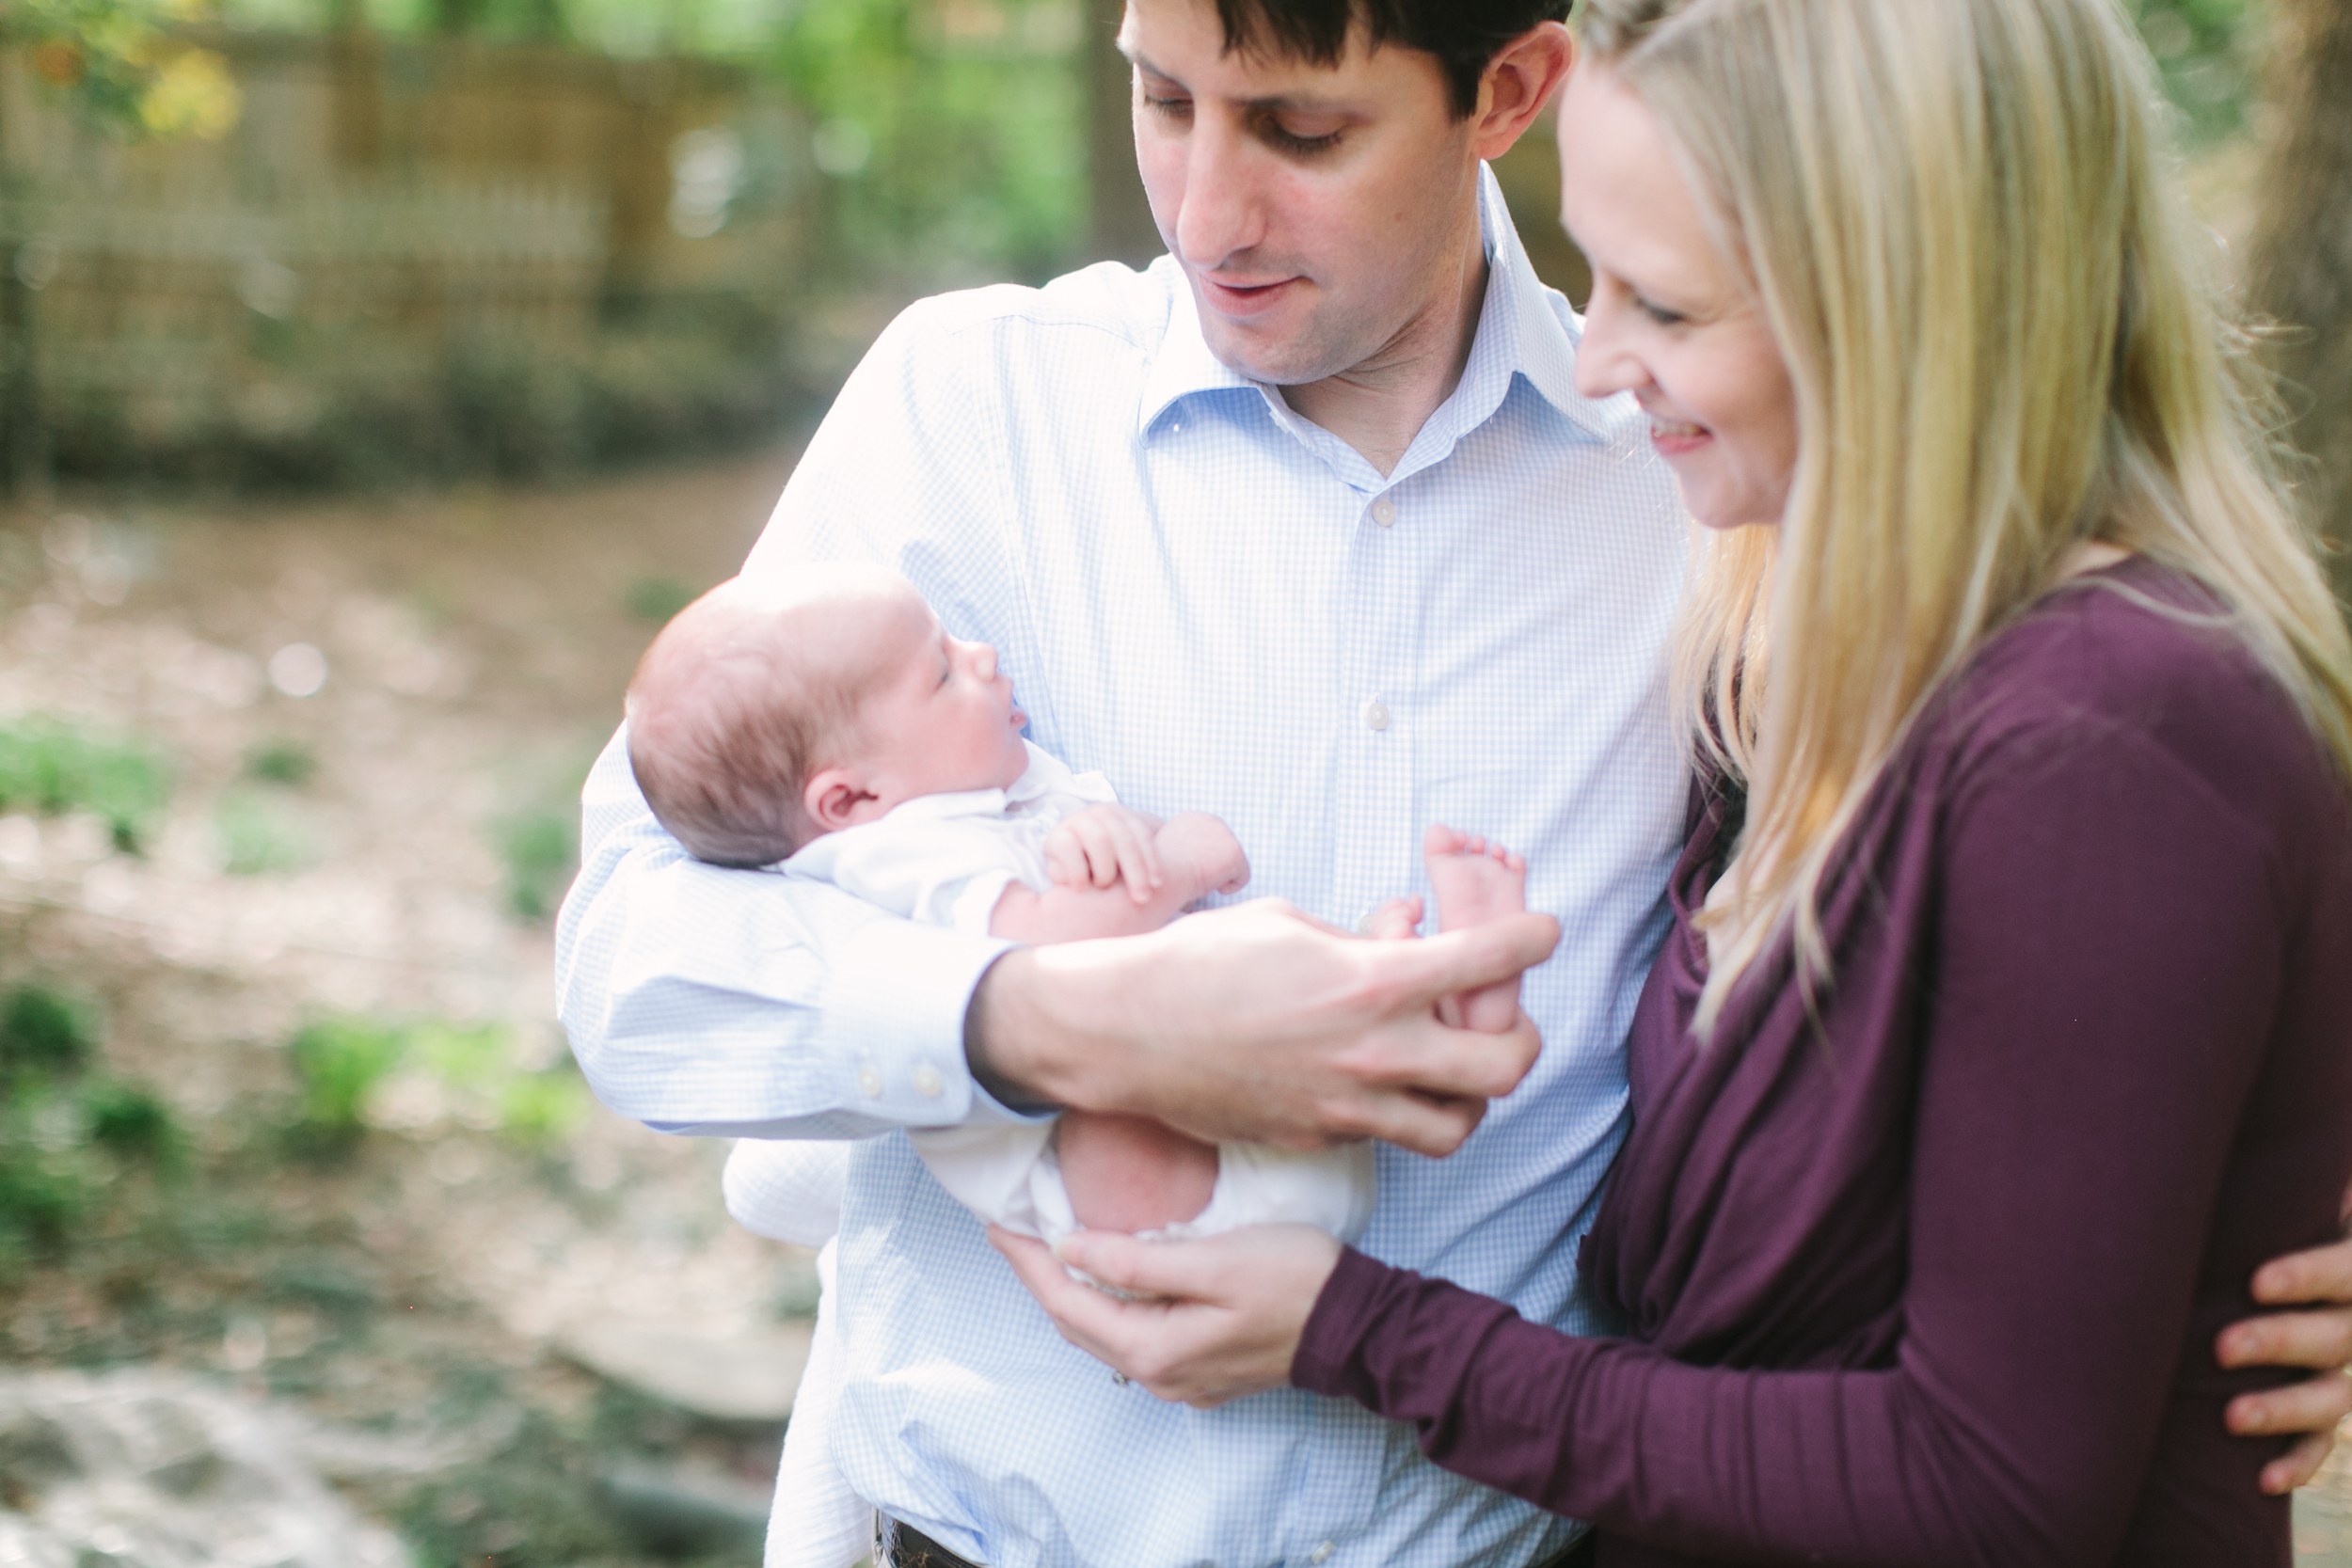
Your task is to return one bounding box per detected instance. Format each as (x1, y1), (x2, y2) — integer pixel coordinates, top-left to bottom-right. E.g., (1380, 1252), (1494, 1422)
(1121, 0), (1485, 388)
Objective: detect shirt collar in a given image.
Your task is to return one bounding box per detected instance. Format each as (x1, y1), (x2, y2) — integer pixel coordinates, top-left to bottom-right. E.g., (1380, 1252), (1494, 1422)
(1136, 165), (1617, 455)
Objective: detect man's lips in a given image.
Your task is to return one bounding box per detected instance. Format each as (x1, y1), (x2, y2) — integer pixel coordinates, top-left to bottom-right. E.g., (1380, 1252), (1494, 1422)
(1198, 274), (1304, 318)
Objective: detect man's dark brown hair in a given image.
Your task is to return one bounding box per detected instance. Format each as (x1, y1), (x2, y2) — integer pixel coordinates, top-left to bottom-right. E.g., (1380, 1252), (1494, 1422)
(1209, 0), (1572, 117)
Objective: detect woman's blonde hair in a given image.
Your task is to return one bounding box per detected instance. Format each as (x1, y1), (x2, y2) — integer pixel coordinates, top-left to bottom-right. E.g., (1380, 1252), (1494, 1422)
(1573, 0), (2352, 1035)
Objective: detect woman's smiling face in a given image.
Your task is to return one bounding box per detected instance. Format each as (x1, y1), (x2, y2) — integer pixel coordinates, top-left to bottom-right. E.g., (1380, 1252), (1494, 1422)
(1555, 59), (1798, 533)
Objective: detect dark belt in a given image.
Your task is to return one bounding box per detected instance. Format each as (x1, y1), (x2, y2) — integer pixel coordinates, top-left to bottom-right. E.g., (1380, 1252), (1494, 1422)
(880, 1516), (1597, 1568)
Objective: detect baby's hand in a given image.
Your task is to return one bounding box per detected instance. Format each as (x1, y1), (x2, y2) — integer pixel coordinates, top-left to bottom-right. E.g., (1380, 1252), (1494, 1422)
(1045, 804), (1167, 905)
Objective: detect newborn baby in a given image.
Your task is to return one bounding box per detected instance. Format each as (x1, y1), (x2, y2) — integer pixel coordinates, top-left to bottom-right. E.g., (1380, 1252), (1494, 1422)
(628, 562), (1529, 1568)
(627, 562), (1288, 1238)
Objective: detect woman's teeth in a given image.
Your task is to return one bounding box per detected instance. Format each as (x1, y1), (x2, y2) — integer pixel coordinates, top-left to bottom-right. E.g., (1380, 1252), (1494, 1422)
(1650, 418), (1707, 439)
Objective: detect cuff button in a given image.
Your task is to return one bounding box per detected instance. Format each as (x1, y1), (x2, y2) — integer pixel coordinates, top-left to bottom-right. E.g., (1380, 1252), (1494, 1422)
(857, 1068), (883, 1099)
(913, 1064), (945, 1099)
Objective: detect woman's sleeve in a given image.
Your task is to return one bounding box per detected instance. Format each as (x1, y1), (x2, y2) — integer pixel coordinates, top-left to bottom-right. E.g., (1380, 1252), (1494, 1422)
(1293, 721), (2296, 1567)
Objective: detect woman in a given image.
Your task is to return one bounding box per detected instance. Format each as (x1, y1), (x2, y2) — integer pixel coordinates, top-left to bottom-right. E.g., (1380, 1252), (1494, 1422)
(995, 0), (2352, 1561)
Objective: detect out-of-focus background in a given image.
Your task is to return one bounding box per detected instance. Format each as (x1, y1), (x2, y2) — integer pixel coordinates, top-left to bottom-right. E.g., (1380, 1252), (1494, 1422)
(0, 0), (2345, 1564)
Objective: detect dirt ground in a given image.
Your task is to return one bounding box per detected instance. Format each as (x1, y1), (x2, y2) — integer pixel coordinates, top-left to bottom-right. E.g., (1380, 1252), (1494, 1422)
(0, 453), (817, 1565)
(3, 451), (2350, 1564)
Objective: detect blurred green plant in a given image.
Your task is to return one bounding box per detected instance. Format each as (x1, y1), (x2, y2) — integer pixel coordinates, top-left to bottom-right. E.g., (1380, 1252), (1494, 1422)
(1, 0), (243, 139)
(0, 718), (171, 852)
(0, 983), (95, 1077)
(244, 737), (319, 787)
(214, 789), (320, 875)
(2127, 0), (2259, 144)
(498, 805), (577, 923)
(287, 1015), (589, 1151)
(772, 0), (1084, 286)
(624, 575), (697, 624)
(0, 983), (180, 1275)
(287, 1017), (408, 1149)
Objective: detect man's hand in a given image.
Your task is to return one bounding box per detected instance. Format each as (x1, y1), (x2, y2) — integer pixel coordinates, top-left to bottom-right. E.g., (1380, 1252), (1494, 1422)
(1044, 804), (1166, 905)
(989, 1224), (1341, 1407)
(966, 897), (1560, 1156)
(2218, 1232), (2352, 1493)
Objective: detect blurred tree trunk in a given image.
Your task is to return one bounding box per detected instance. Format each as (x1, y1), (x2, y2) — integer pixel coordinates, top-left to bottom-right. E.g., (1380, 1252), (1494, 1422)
(1086, 0), (1159, 266)
(2244, 0), (2352, 610)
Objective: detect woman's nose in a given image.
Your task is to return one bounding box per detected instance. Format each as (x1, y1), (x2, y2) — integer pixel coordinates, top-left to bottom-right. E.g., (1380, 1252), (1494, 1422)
(1572, 293), (1645, 402)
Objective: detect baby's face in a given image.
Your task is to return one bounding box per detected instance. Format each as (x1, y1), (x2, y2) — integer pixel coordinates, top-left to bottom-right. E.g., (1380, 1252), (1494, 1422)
(840, 582), (1030, 807)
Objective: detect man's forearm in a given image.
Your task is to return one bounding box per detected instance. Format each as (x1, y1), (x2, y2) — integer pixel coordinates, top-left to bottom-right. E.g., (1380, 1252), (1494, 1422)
(964, 947), (1078, 1117)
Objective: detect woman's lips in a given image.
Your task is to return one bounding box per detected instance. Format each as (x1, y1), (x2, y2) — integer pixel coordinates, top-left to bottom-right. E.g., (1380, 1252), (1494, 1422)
(1200, 275), (1302, 318)
(1648, 417), (1711, 457)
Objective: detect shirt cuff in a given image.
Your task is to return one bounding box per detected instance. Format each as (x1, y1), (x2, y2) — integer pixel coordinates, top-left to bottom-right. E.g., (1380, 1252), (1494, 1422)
(1291, 1244), (1409, 1399)
(825, 919), (1046, 1129)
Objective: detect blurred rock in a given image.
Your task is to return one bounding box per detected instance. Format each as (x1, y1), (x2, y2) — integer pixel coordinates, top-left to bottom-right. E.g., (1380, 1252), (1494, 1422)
(556, 1321), (812, 1422)
(0, 1369), (408, 1568)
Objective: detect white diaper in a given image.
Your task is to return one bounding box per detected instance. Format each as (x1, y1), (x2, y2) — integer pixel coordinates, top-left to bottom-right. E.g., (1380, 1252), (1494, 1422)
(906, 1122), (1377, 1247)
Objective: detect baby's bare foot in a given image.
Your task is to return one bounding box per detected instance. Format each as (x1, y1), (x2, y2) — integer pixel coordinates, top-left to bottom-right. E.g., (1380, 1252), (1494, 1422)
(1057, 1111), (1220, 1235)
(1362, 895), (1423, 942)
(1424, 823), (1528, 1034)
(1156, 813), (1250, 903)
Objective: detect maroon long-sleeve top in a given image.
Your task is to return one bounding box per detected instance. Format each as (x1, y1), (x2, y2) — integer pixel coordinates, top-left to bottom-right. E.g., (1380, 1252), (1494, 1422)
(1294, 562), (2352, 1567)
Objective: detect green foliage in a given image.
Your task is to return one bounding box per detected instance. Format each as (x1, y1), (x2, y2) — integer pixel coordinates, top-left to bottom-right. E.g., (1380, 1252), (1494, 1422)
(53, 326), (799, 492)
(498, 807), (577, 923)
(214, 789), (320, 875)
(2127, 0), (2258, 144)
(287, 1018), (408, 1148)
(624, 575), (697, 625)
(0, 985), (95, 1077)
(772, 0), (1085, 286)
(0, 990), (177, 1275)
(285, 1015), (589, 1151)
(0, 718), (171, 852)
(496, 1066), (589, 1150)
(81, 1078), (180, 1162)
(3, 0), (243, 139)
(244, 737), (319, 787)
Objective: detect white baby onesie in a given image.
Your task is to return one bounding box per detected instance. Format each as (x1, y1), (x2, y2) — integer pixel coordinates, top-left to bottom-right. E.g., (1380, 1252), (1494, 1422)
(730, 741), (1375, 1568)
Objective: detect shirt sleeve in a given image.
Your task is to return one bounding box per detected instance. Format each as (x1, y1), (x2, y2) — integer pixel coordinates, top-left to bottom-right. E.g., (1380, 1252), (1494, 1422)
(1293, 719), (2298, 1566)
(552, 297), (1050, 1139)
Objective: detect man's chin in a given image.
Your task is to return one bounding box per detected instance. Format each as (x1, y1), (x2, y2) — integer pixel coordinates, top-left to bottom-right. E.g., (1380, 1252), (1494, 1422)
(1195, 313), (1347, 389)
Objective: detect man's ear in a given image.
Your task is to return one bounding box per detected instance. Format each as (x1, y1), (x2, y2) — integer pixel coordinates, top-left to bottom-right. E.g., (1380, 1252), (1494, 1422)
(1470, 21), (1575, 164)
(804, 767), (882, 832)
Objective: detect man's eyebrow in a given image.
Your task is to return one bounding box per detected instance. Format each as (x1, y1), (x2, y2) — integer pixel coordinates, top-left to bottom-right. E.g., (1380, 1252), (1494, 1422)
(1126, 50), (1353, 114)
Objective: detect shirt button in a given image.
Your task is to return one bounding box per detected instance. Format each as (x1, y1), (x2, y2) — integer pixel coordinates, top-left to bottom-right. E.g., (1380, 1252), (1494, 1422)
(1362, 699), (1390, 733)
(1308, 1544), (1334, 1565)
(912, 1064), (944, 1099)
(1371, 498), (1396, 528)
(857, 1068), (883, 1099)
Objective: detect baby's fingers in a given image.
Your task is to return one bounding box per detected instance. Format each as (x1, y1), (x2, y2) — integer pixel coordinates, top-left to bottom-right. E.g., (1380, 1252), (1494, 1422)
(1111, 816), (1162, 901)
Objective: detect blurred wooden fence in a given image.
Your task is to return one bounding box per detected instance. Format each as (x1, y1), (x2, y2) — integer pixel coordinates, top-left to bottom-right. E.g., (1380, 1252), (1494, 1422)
(0, 32), (810, 473)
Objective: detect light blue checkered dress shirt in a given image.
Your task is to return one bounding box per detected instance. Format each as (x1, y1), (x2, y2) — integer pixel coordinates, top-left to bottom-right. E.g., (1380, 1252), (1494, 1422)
(556, 166), (1692, 1568)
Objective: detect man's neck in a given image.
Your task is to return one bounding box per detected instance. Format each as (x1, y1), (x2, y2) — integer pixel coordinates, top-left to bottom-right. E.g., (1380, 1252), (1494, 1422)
(1279, 230), (1492, 480)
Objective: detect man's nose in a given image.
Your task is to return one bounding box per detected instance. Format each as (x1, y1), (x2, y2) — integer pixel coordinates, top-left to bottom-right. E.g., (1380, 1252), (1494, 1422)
(1173, 116), (1267, 271)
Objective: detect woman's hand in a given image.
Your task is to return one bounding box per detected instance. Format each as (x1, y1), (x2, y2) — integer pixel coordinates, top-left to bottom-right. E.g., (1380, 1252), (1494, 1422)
(2218, 1230), (2352, 1493)
(989, 1224), (1343, 1407)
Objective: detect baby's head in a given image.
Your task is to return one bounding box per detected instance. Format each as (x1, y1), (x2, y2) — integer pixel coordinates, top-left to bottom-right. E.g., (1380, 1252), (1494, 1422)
(627, 563), (1029, 867)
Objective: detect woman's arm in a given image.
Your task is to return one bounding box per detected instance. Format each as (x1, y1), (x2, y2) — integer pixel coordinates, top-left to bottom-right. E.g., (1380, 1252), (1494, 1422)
(1007, 721), (2340, 1567)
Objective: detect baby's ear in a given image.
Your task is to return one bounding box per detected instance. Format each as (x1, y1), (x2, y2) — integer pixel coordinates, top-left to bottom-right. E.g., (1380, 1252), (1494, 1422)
(804, 767), (879, 832)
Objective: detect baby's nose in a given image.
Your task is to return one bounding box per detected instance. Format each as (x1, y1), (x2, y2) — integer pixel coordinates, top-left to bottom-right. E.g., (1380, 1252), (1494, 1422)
(975, 646), (998, 680)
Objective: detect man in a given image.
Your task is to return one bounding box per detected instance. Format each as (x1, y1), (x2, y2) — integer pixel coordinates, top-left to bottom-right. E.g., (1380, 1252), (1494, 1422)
(557, 2), (2352, 1563)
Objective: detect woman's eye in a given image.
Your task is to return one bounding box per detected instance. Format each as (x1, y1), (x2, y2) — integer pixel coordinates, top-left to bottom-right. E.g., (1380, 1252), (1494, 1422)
(1637, 296), (1690, 328)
